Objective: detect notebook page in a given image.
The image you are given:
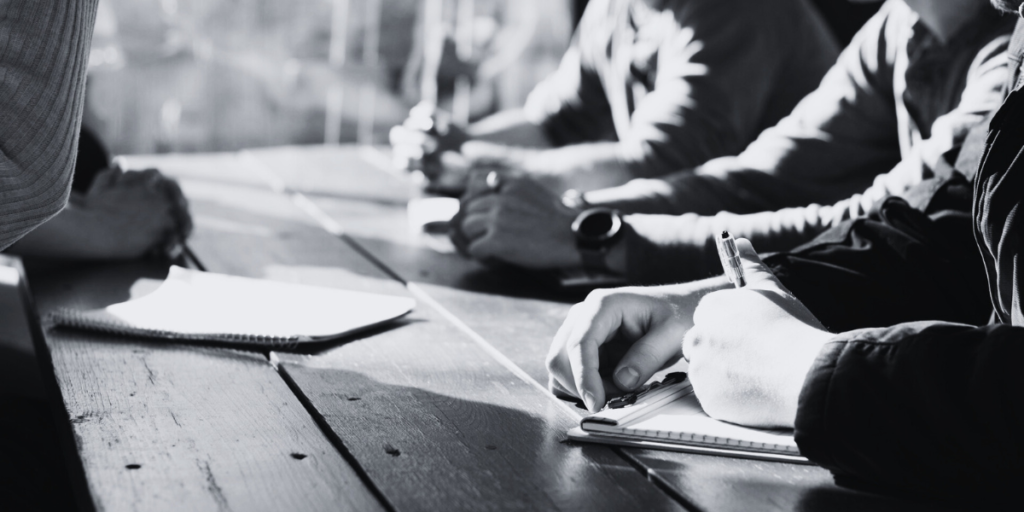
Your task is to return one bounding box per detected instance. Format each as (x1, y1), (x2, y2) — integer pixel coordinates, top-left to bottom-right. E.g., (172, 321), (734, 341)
(53, 266), (415, 342)
(617, 390), (798, 453)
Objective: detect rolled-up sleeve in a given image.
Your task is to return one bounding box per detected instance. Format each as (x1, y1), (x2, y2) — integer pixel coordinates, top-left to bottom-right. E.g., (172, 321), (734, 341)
(0, 0), (99, 250)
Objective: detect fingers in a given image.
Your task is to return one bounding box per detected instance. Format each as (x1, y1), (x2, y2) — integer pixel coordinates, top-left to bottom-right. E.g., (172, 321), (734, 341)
(560, 299), (629, 412)
(459, 213), (490, 240)
(461, 168), (499, 203)
(87, 167), (122, 192)
(613, 319), (688, 391)
(390, 123), (439, 172)
(462, 193), (498, 215)
(465, 232), (497, 261)
(452, 193), (497, 247)
(548, 376), (575, 401)
(568, 331), (603, 412)
(448, 209), (472, 257)
(157, 177), (193, 238)
(681, 326), (701, 365)
(734, 238), (783, 290)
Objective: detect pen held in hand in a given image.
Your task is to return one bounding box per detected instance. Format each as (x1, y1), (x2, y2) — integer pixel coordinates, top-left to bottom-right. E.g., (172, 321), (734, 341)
(716, 231), (746, 288)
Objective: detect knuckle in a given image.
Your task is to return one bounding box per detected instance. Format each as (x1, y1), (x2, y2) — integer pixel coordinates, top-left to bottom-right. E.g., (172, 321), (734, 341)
(545, 350), (562, 373)
(567, 302), (585, 317)
(585, 288), (613, 305)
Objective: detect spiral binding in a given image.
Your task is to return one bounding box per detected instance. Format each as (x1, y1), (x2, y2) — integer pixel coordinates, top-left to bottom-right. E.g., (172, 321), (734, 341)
(46, 307), (302, 349)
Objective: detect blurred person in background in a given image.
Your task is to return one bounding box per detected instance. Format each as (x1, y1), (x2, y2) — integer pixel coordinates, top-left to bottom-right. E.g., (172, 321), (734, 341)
(392, 0), (841, 193)
(0, 1), (105, 509)
(452, 0), (1013, 284)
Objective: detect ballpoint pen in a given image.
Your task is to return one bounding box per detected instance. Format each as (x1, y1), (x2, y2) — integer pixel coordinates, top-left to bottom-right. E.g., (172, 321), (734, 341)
(716, 231), (746, 288)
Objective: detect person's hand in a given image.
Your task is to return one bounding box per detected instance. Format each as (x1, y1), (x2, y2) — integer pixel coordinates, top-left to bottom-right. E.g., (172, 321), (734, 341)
(450, 172), (580, 269)
(683, 239), (833, 428)
(545, 279), (727, 412)
(460, 142), (573, 192)
(76, 168), (192, 259)
(389, 102), (469, 181)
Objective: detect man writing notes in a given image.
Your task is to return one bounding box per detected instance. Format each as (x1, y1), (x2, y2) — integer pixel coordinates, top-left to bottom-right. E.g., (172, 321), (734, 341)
(547, 0), (1024, 500)
(391, 0), (840, 192)
(453, 0), (1013, 284)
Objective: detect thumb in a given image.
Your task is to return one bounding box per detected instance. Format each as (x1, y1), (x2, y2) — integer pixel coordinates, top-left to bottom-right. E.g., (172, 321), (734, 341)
(613, 320), (689, 392)
(734, 238), (784, 290)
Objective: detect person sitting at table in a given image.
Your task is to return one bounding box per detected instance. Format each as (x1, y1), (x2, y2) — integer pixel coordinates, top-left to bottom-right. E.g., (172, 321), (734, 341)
(391, 0), (841, 193)
(3, 126), (193, 261)
(0, 0), (103, 510)
(452, 0), (1013, 285)
(544, 2), (1024, 500)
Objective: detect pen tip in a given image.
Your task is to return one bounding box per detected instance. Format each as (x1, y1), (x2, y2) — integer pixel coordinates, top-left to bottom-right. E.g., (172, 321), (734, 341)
(720, 231), (729, 238)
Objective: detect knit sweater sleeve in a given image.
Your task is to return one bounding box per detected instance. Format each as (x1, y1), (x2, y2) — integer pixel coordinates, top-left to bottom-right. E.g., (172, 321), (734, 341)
(0, 0), (98, 250)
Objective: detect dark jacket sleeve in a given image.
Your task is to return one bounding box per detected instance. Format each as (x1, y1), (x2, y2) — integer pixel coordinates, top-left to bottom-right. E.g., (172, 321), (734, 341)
(794, 322), (1024, 499)
(794, 69), (1024, 501)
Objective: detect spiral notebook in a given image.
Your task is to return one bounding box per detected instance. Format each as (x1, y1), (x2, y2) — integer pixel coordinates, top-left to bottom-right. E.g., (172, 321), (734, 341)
(568, 375), (809, 464)
(48, 266), (415, 348)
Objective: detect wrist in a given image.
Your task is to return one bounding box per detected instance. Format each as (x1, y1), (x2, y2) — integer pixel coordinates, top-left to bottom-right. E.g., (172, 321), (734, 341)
(571, 207), (624, 272)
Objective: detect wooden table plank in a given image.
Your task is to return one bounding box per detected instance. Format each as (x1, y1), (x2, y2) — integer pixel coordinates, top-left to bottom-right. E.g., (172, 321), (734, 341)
(149, 154), (684, 511)
(245, 145), (943, 511)
(28, 261), (385, 512)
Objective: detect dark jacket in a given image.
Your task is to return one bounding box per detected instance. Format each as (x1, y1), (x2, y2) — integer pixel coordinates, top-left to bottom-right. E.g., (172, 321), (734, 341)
(790, 17), (1024, 501)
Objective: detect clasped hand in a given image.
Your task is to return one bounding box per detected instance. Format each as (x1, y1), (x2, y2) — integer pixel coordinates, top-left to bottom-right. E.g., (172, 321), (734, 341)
(547, 238), (834, 429)
(78, 167), (192, 259)
(449, 171), (581, 269)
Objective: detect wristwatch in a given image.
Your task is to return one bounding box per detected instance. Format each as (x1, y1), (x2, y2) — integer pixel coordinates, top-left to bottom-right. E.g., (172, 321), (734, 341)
(571, 207), (623, 271)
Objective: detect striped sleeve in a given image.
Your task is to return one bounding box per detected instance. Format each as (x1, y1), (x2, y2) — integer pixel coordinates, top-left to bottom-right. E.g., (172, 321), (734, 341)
(0, 0), (99, 249)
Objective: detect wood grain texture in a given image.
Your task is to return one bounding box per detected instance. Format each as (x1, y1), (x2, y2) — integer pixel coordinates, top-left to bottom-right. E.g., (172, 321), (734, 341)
(28, 261), (385, 512)
(174, 152), (686, 511)
(248, 145), (942, 511)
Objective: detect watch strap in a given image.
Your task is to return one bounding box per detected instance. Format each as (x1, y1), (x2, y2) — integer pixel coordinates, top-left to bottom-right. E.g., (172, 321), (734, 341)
(578, 246), (609, 272)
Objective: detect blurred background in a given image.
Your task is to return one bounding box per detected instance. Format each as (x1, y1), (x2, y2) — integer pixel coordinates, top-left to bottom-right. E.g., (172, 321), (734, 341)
(84, 0), (576, 155)
(83, 0), (878, 156)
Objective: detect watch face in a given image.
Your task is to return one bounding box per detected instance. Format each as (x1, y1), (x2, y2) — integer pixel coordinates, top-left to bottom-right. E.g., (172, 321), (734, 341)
(578, 211), (613, 237)
(573, 208), (622, 243)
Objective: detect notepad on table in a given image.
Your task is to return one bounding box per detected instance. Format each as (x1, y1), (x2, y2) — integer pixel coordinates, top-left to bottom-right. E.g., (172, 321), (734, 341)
(568, 374), (808, 464)
(48, 266), (415, 348)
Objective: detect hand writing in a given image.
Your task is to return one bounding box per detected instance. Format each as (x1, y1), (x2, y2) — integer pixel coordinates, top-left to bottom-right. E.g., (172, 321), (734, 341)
(545, 280), (726, 412)
(683, 239), (833, 428)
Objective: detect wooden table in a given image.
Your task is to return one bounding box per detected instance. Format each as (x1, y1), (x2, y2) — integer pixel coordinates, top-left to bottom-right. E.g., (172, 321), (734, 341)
(28, 145), (941, 511)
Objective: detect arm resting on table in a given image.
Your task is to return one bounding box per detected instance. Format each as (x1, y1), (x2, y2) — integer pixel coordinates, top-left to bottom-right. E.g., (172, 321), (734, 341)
(0, 0), (99, 250)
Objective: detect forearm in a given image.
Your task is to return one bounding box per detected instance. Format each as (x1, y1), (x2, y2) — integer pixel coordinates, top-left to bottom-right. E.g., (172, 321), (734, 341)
(7, 197), (113, 260)
(796, 322), (1024, 499)
(520, 142), (635, 191)
(0, 0), (100, 249)
(612, 205), (844, 285)
(466, 109), (552, 148)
